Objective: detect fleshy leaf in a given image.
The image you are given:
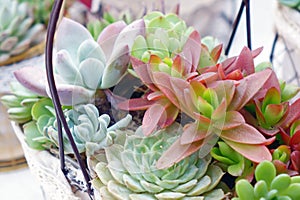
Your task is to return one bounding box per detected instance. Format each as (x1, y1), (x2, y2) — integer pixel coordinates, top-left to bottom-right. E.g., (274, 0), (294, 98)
(228, 69), (272, 111)
(222, 139), (272, 163)
(97, 21), (127, 59)
(14, 66), (47, 97)
(55, 18), (93, 60)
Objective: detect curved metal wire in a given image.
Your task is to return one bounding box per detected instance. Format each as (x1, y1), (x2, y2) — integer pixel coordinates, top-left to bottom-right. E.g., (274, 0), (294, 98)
(45, 0), (93, 197)
(225, 0), (252, 55)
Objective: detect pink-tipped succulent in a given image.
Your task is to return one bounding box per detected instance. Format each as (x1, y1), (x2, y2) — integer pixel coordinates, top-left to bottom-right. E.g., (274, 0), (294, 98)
(118, 28), (202, 135)
(156, 68), (275, 169)
(14, 17), (145, 106)
(278, 113), (300, 175)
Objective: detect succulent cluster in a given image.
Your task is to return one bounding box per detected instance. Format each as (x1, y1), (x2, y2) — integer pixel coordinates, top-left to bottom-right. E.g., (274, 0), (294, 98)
(234, 161), (300, 200)
(0, 0), (45, 64)
(46, 104), (132, 155)
(93, 124), (225, 200)
(2, 7), (300, 200)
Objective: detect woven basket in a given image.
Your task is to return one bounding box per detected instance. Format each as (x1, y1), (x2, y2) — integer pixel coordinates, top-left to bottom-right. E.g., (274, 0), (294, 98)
(12, 122), (90, 200)
(273, 3), (300, 86)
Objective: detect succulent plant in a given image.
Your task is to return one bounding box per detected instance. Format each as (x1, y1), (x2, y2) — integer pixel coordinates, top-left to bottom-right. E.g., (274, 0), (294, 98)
(211, 141), (254, 180)
(23, 97), (55, 150)
(233, 160), (300, 200)
(271, 145), (299, 176)
(0, 82), (40, 123)
(131, 11), (195, 63)
(0, 0), (45, 63)
(254, 87), (289, 130)
(46, 104), (132, 155)
(87, 8), (134, 40)
(93, 123), (225, 200)
(13, 17), (145, 105)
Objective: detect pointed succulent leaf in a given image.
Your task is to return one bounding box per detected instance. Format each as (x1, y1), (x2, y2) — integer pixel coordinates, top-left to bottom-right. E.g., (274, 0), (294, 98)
(223, 139), (273, 163)
(228, 69), (272, 111)
(262, 87), (281, 113)
(97, 21), (127, 59)
(221, 124), (270, 144)
(100, 45), (130, 89)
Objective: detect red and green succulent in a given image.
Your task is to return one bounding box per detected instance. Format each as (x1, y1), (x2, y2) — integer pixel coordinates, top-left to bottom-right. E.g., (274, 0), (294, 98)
(118, 24), (277, 169)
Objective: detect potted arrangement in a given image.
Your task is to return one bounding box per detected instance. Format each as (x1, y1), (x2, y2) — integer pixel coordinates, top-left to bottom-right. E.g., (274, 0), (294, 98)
(2, 1), (300, 200)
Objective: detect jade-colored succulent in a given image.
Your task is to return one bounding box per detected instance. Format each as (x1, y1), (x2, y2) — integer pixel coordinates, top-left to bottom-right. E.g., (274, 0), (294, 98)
(131, 11), (194, 63)
(211, 141), (253, 179)
(0, 0), (45, 63)
(93, 123), (225, 200)
(46, 104), (132, 155)
(0, 82), (40, 123)
(233, 161), (300, 200)
(23, 98), (55, 150)
(255, 87), (288, 130)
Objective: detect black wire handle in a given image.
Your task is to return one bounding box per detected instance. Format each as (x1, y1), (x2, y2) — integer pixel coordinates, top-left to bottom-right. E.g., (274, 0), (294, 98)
(225, 0), (252, 55)
(45, 0), (93, 197)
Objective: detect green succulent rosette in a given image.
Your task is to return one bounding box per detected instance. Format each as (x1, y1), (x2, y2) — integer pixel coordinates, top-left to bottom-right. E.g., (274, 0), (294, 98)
(233, 161), (300, 200)
(0, 0), (45, 63)
(93, 123), (225, 200)
(131, 11), (194, 62)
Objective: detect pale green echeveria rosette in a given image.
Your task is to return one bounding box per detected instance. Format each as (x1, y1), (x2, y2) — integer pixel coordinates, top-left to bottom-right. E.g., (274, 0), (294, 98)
(0, 0), (44, 63)
(131, 11), (194, 63)
(14, 17), (145, 106)
(93, 123), (225, 200)
(46, 103), (132, 156)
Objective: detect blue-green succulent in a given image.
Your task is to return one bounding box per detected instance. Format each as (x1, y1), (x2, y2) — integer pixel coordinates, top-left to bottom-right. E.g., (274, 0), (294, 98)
(46, 104), (132, 155)
(93, 123), (225, 200)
